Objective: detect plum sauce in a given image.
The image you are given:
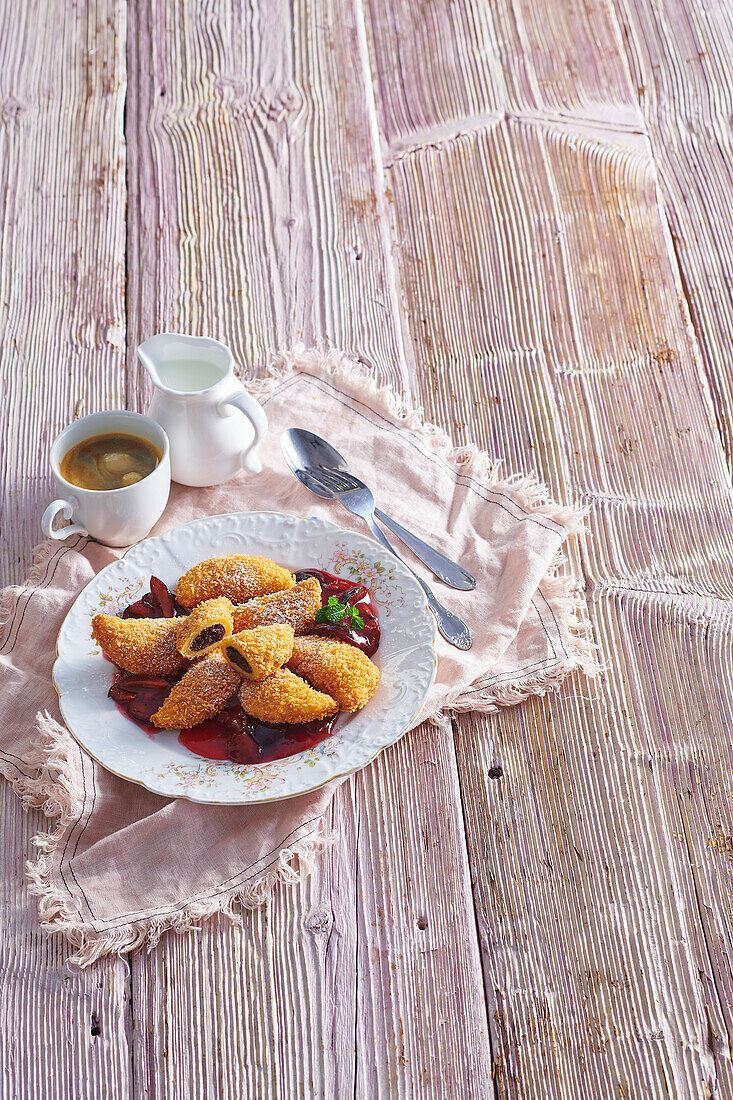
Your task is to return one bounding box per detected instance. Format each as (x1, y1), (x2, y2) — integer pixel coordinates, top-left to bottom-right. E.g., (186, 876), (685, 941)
(109, 569), (379, 763)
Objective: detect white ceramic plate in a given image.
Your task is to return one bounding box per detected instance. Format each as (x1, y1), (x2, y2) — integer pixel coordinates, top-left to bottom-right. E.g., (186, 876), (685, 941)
(53, 512), (437, 804)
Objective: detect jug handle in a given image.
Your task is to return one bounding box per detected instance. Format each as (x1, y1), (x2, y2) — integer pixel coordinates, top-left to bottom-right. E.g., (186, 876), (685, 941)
(218, 390), (268, 474)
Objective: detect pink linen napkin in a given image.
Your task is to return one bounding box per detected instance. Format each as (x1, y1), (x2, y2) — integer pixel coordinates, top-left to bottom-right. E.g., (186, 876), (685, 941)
(0, 350), (599, 965)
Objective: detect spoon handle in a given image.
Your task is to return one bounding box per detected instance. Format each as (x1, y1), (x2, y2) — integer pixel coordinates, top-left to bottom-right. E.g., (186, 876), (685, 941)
(373, 508), (476, 591)
(363, 516), (473, 651)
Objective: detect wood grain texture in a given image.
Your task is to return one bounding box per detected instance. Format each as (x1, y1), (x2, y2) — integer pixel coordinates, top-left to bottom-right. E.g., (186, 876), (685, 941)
(125, 0), (411, 399)
(0, 3), (131, 1099)
(615, 0), (733, 468)
(2, 0), (733, 1096)
(363, 0), (733, 1096)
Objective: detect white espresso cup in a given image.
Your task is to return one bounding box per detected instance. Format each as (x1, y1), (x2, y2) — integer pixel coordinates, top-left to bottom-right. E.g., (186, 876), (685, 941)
(42, 411), (171, 547)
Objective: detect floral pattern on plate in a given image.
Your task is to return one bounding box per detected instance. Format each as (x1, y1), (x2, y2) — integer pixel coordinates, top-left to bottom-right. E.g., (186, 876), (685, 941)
(54, 512), (437, 805)
(327, 543), (406, 617)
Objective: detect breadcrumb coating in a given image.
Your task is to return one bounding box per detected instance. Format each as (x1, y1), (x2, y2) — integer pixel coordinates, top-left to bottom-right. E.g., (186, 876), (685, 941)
(176, 597), (234, 658)
(221, 624), (295, 681)
(238, 668), (337, 724)
(232, 577), (321, 634)
(288, 635), (379, 711)
(151, 652), (241, 729)
(176, 555), (295, 609)
(92, 614), (187, 676)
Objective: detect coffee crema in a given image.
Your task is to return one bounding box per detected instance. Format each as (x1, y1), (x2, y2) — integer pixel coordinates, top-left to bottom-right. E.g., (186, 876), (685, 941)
(60, 433), (161, 491)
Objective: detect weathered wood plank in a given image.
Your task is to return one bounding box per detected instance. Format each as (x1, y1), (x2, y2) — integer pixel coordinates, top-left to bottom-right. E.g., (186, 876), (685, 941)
(0, 2), (130, 1098)
(353, 725), (492, 1096)
(125, 1), (491, 1096)
(129, 794), (359, 1098)
(362, 0), (733, 1095)
(125, 0), (411, 401)
(615, 0), (733, 467)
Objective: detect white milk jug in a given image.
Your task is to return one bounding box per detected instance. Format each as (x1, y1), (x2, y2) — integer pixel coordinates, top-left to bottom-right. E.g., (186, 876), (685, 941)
(138, 333), (268, 487)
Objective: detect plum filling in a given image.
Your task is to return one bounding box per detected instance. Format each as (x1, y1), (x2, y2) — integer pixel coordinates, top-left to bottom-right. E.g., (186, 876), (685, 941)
(226, 647), (252, 673)
(190, 624), (225, 651)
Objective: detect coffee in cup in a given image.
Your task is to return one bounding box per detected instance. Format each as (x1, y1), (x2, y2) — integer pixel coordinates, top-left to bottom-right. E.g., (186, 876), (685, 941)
(42, 411), (171, 547)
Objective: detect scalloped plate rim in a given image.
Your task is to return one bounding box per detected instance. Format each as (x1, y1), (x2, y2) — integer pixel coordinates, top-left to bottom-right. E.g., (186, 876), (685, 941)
(53, 511), (437, 805)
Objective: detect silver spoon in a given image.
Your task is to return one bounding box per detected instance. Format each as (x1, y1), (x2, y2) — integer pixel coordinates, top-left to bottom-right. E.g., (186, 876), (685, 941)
(281, 428), (475, 590)
(291, 464), (472, 650)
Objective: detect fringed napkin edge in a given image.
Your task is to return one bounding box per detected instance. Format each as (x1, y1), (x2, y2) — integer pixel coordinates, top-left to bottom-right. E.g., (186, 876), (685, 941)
(0, 347), (601, 965)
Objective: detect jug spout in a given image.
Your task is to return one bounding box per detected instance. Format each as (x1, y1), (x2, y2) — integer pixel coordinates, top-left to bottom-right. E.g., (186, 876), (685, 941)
(137, 333), (233, 395)
(137, 334), (170, 390)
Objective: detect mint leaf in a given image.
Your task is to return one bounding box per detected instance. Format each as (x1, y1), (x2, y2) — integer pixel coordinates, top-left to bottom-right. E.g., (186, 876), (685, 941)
(314, 596), (365, 630)
(347, 606), (364, 629)
(314, 601), (347, 625)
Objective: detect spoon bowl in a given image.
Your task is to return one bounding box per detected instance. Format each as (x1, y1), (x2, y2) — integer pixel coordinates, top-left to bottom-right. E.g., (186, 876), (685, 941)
(281, 429), (348, 498)
(281, 428), (476, 592)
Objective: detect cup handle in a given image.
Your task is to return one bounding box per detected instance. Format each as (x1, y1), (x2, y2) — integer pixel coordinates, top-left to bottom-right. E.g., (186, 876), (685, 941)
(42, 499), (88, 541)
(218, 390), (268, 474)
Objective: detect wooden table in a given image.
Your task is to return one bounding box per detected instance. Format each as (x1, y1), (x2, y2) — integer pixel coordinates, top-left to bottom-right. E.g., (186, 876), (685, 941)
(2, 0), (732, 1096)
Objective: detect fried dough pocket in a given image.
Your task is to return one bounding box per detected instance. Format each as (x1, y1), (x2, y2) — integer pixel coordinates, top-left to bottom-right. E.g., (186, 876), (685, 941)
(176, 597), (234, 658)
(220, 624), (295, 681)
(288, 635), (379, 711)
(238, 668), (337, 725)
(151, 652), (241, 730)
(231, 577), (321, 635)
(176, 555), (294, 609)
(92, 614), (187, 676)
